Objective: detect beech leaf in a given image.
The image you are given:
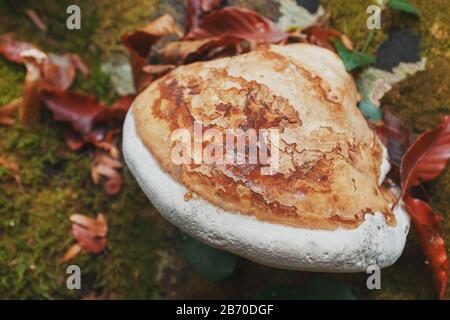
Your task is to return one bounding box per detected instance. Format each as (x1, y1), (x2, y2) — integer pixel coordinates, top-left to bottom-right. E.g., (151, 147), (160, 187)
(404, 195), (448, 299)
(0, 33), (37, 64)
(300, 26), (343, 52)
(121, 14), (182, 92)
(184, 7), (287, 44)
(401, 116), (450, 194)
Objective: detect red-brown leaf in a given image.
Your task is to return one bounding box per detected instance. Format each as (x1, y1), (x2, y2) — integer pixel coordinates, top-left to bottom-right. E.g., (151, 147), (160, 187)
(158, 38), (231, 64)
(69, 213), (108, 254)
(186, 0), (223, 35)
(404, 194), (448, 299)
(184, 7), (287, 44)
(92, 94), (136, 127)
(41, 91), (134, 148)
(41, 90), (105, 136)
(69, 54), (90, 77)
(300, 26), (343, 52)
(121, 15), (181, 92)
(401, 116), (450, 195)
(70, 213), (108, 237)
(104, 174), (122, 196)
(62, 243), (82, 262)
(40, 53), (77, 91)
(0, 33), (37, 64)
(0, 98), (20, 126)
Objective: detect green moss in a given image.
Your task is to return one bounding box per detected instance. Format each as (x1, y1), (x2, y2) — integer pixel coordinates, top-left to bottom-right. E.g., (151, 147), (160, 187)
(0, 0), (449, 300)
(0, 62), (24, 106)
(92, 0), (161, 57)
(321, 0), (387, 55)
(0, 116), (165, 298)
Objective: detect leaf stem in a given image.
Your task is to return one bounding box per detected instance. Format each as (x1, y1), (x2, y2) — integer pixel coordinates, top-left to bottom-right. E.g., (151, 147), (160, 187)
(361, 29), (376, 54)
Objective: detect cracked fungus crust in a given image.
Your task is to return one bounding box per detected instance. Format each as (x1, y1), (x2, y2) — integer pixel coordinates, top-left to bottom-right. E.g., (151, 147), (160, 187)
(133, 43), (397, 230)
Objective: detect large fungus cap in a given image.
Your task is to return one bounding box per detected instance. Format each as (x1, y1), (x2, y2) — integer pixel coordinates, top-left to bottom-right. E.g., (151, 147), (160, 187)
(123, 43), (410, 272)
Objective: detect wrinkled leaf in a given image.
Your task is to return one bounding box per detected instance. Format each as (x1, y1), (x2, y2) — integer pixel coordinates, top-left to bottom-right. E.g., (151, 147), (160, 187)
(301, 26), (352, 51)
(121, 14), (182, 92)
(91, 151), (124, 196)
(186, 0), (223, 35)
(185, 7), (287, 43)
(335, 41), (375, 71)
(0, 33), (37, 64)
(179, 235), (237, 282)
(401, 116), (450, 195)
(404, 195), (448, 299)
(64, 213), (108, 261)
(41, 91), (134, 147)
(0, 98), (20, 126)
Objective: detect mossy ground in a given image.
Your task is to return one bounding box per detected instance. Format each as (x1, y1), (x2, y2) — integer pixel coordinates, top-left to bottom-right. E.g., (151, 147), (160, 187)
(0, 0), (448, 299)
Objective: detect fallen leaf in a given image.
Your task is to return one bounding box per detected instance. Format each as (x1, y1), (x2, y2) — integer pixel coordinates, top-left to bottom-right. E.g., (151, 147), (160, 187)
(40, 53), (78, 91)
(91, 151), (124, 196)
(404, 195), (448, 299)
(121, 14), (182, 92)
(70, 213), (108, 237)
(159, 38), (235, 64)
(41, 91), (134, 148)
(0, 33), (37, 64)
(64, 213), (108, 261)
(62, 244), (82, 262)
(376, 109), (414, 167)
(186, 0), (223, 35)
(300, 25), (342, 51)
(41, 90), (105, 137)
(0, 98), (20, 126)
(20, 49), (47, 126)
(69, 54), (90, 77)
(184, 7), (287, 44)
(400, 116), (450, 197)
(104, 175), (122, 196)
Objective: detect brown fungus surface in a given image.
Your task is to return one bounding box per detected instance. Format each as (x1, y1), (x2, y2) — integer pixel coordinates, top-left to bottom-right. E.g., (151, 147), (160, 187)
(134, 44), (397, 230)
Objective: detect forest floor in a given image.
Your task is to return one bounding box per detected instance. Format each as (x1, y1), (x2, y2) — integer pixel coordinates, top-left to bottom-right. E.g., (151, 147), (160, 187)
(0, 0), (448, 299)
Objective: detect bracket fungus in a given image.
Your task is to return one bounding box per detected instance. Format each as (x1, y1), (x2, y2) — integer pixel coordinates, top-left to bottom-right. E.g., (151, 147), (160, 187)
(123, 43), (410, 272)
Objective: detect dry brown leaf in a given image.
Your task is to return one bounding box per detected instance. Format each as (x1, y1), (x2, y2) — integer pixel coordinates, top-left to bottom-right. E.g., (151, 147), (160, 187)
(64, 213), (108, 261)
(62, 243), (82, 262)
(0, 98), (20, 126)
(121, 14), (182, 92)
(70, 213), (108, 237)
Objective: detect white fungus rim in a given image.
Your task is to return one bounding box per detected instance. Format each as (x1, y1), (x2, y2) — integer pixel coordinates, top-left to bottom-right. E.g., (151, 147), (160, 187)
(123, 107), (410, 272)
